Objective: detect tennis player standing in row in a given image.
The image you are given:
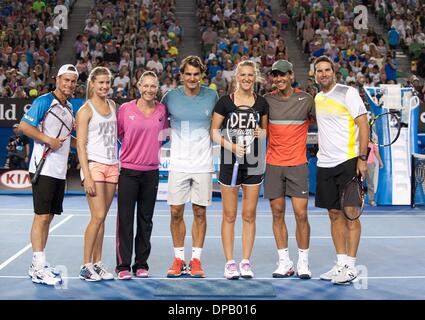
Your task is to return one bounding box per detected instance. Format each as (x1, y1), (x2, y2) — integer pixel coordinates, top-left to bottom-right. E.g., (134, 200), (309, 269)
(19, 64), (79, 285)
(161, 56), (217, 278)
(314, 56), (369, 285)
(211, 60), (268, 280)
(76, 66), (118, 281)
(264, 60), (315, 280)
(115, 71), (169, 280)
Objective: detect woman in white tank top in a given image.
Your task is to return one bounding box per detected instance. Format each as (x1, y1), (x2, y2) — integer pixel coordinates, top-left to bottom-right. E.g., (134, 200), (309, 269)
(76, 67), (118, 281)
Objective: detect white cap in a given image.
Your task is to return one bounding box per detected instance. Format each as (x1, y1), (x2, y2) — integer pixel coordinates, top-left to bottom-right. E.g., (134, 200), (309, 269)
(57, 64), (79, 77)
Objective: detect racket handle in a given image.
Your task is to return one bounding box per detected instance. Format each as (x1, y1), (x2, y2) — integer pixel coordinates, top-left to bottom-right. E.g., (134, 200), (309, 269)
(230, 161), (239, 187)
(31, 158), (46, 184)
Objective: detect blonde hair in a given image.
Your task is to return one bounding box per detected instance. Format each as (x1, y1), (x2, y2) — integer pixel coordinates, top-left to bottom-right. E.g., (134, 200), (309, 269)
(136, 70), (159, 87)
(86, 67), (113, 99)
(233, 60), (264, 92)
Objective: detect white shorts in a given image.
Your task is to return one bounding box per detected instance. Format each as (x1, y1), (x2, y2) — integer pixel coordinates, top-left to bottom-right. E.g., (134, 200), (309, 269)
(167, 171), (213, 206)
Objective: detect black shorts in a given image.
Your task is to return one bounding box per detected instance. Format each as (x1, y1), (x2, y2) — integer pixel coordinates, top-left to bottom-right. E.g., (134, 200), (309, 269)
(315, 158), (357, 210)
(31, 174), (66, 215)
(218, 164), (263, 187)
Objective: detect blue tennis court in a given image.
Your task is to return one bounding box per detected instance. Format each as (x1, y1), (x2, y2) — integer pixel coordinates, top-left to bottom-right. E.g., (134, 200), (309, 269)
(0, 194), (424, 300)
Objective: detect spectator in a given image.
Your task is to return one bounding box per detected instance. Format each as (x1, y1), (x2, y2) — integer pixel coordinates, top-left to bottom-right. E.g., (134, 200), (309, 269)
(388, 26), (400, 50)
(113, 68), (130, 91)
(417, 47), (425, 78)
(4, 123), (30, 169)
(211, 70), (227, 94)
(146, 53), (164, 74)
(384, 53), (398, 83)
(32, 0), (46, 14)
(18, 54), (30, 77)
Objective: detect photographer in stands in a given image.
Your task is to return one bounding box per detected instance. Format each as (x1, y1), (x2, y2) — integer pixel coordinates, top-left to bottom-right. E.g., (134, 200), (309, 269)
(4, 124), (30, 169)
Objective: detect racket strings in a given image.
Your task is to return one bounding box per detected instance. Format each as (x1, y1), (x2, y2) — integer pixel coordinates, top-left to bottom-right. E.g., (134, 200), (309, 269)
(47, 109), (73, 133)
(415, 164), (425, 202)
(369, 111), (401, 147)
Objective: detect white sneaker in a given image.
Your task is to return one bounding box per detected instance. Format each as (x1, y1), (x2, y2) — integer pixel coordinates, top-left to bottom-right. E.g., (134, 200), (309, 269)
(297, 260), (312, 279)
(28, 262), (60, 278)
(332, 265), (358, 285)
(93, 261), (114, 280)
(239, 261), (254, 279)
(32, 268), (62, 286)
(79, 264), (102, 282)
(320, 263), (344, 281)
(272, 260), (295, 278)
(224, 262), (240, 280)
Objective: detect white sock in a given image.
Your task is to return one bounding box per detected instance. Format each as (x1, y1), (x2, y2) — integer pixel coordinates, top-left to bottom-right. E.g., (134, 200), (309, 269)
(174, 247), (185, 261)
(226, 260), (236, 265)
(32, 251), (46, 269)
(345, 256), (356, 269)
(240, 259), (250, 264)
(278, 248), (290, 262)
(298, 248), (309, 263)
(337, 254), (347, 266)
(191, 247), (202, 260)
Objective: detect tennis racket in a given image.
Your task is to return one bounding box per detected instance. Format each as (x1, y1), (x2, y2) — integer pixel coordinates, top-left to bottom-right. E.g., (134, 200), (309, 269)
(31, 103), (75, 184)
(225, 106), (259, 187)
(369, 110), (401, 147)
(415, 158), (425, 191)
(340, 175), (365, 221)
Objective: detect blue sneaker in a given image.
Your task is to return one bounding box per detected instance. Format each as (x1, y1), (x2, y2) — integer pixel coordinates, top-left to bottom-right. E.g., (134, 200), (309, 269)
(28, 262), (60, 278)
(32, 268), (62, 286)
(79, 264), (102, 282)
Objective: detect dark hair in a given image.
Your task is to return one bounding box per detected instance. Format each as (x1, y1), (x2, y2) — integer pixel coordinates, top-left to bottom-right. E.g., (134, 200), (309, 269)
(179, 55), (206, 74)
(313, 55), (335, 73)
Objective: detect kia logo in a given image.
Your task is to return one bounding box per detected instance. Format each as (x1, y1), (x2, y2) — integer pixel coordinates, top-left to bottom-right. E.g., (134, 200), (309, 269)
(0, 170), (31, 189)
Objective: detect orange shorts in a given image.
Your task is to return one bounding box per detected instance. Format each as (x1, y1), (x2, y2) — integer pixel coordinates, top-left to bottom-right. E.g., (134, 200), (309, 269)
(80, 161), (119, 184)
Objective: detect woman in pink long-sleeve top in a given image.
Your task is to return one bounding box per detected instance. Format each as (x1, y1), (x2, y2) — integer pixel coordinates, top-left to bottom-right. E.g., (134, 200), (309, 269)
(115, 71), (169, 280)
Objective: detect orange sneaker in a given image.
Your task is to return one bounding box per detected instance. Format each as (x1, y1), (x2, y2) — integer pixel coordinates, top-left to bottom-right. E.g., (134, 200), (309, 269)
(166, 258), (187, 278)
(189, 258), (205, 278)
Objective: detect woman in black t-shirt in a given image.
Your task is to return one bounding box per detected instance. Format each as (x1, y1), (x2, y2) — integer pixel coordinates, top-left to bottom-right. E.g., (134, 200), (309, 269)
(210, 60), (268, 280)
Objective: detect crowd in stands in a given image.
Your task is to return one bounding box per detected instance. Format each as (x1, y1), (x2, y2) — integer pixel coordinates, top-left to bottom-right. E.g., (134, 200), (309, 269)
(284, 0), (397, 99)
(371, 0), (425, 99)
(73, 0), (182, 99)
(0, 0), (75, 98)
(2, 0), (425, 102)
(197, 0), (286, 96)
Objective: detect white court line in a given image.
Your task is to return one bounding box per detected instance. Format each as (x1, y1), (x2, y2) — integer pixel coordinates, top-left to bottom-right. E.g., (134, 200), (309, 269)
(48, 234), (425, 239)
(0, 215), (74, 271)
(0, 275), (425, 280)
(1, 213), (424, 218)
(0, 208), (420, 215)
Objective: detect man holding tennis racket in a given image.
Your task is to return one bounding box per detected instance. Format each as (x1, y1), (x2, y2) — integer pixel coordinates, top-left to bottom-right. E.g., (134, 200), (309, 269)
(263, 60), (315, 280)
(313, 56), (369, 285)
(19, 64), (78, 285)
(161, 56), (218, 278)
